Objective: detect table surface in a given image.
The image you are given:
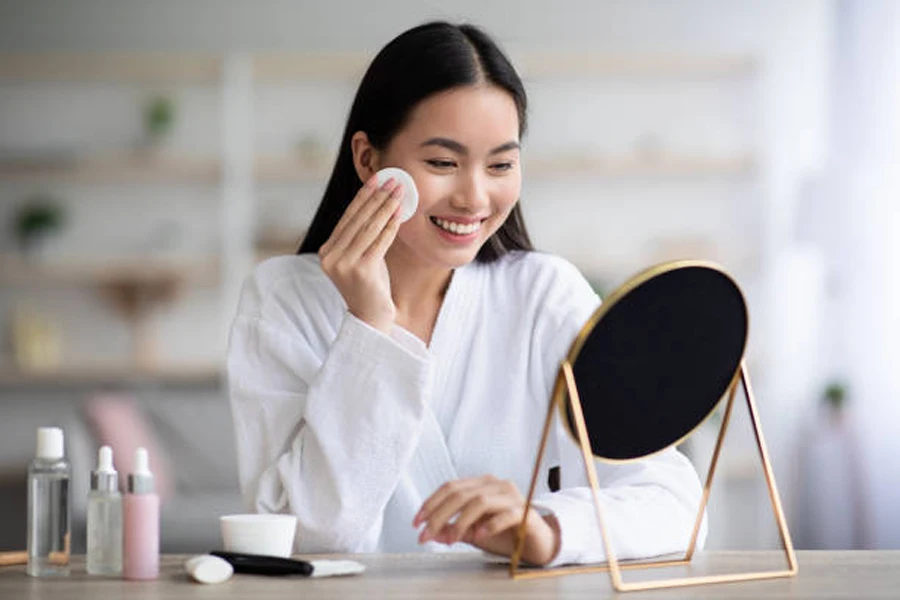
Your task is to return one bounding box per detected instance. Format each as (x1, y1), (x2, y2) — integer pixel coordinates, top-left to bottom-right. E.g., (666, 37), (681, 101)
(1, 551), (898, 599)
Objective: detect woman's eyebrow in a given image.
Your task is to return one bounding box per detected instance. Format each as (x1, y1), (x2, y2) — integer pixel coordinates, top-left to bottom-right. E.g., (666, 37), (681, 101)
(420, 137), (520, 156)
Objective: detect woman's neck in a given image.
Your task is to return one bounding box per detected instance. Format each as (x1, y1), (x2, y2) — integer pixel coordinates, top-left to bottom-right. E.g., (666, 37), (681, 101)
(385, 249), (454, 345)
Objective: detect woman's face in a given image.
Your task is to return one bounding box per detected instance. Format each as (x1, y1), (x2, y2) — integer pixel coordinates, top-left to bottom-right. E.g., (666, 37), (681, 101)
(378, 84), (522, 271)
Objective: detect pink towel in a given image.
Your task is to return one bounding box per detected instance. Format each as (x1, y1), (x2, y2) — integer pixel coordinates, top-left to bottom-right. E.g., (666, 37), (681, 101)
(84, 394), (173, 503)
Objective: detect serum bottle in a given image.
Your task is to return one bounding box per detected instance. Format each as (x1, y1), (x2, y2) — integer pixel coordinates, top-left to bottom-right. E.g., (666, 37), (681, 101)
(122, 447), (159, 580)
(26, 427), (71, 577)
(86, 445), (123, 575)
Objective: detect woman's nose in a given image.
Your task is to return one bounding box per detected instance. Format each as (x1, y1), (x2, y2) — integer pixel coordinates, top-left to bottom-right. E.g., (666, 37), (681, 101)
(450, 172), (489, 213)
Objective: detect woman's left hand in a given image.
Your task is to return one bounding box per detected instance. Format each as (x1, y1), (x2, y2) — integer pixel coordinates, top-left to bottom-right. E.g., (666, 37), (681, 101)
(413, 475), (560, 566)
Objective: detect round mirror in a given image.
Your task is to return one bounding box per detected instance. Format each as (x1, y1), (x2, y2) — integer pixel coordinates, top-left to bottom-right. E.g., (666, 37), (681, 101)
(558, 261), (748, 461)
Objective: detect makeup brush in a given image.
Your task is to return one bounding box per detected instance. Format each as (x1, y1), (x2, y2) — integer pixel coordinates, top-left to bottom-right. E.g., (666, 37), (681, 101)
(210, 551), (365, 578)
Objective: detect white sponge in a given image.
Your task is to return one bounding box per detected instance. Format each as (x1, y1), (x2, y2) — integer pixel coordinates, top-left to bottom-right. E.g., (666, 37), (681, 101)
(185, 555), (234, 584)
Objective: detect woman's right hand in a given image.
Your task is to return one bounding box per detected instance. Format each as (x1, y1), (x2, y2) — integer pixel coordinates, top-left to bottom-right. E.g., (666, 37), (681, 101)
(318, 175), (403, 334)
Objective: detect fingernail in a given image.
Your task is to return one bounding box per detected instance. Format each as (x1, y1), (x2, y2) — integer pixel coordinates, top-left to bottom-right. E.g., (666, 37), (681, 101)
(366, 175), (378, 188)
(391, 183), (404, 198)
(381, 177), (396, 190)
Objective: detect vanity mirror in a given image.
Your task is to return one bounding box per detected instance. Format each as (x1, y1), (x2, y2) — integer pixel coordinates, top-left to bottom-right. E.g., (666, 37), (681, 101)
(511, 261), (797, 591)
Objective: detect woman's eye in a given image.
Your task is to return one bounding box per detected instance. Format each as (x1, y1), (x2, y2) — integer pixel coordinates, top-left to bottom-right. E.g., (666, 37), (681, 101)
(490, 162), (514, 172)
(426, 159), (456, 169)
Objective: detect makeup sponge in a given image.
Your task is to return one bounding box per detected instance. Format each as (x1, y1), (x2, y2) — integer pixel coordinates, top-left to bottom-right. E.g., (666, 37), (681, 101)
(185, 554), (234, 584)
(375, 167), (418, 223)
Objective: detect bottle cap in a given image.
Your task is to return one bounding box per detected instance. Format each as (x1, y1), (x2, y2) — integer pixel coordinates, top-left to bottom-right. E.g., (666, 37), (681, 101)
(375, 167), (418, 223)
(127, 447), (155, 494)
(90, 445), (119, 493)
(36, 427), (64, 460)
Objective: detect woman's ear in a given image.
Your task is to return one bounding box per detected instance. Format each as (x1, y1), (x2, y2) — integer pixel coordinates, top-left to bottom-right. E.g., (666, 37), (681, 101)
(351, 131), (380, 184)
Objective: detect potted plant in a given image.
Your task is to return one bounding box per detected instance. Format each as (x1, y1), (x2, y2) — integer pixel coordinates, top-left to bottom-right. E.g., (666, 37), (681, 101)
(12, 194), (66, 260)
(142, 94), (176, 149)
(822, 380), (850, 429)
(824, 381), (848, 415)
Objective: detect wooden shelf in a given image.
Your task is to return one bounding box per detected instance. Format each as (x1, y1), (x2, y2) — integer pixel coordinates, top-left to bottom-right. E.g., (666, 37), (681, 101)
(0, 154), (220, 184)
(0, 53), (221, 83)
(0, 255), (220, 287)
(256, 228), (303, 259)
(516, 53), (757, 78)
(253, 53), (369, 82)
(252, 52), (757, 83)
(0, 51), (757, 84)
(256, 156), (329, 183)
(0, 153), (753, 184)
(525, 154), (756, 178)
(0, 363), (223, 387)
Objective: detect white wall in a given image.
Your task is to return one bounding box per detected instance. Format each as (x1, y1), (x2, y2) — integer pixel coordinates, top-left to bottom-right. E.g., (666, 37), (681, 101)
(813, 0), (900, 549)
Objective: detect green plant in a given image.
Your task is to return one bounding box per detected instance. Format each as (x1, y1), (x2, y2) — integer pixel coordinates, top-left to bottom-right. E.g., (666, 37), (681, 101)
(144, 94), (176, 139)
(824, 381), (848, 411)
(13, 195), (66, 245)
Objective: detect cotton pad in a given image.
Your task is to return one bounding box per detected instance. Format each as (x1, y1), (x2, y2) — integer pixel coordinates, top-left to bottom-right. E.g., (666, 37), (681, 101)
(375, 167), (418, 223)
(185, 554), (234, 584)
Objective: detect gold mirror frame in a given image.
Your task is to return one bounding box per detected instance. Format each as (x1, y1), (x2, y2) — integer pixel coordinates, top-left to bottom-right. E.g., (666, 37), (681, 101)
(510, 260), (798, 591)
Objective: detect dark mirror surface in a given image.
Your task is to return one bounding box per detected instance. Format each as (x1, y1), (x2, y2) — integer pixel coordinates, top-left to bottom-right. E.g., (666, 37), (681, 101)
(565, 264), (748, 460)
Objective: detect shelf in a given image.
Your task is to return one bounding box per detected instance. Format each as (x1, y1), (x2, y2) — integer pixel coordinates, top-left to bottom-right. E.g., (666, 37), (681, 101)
(253, 53), (369, 82)
(0, 153), (754, 184)
(252, 52), (758, 83)
(0, 255), (220, 287)
(0, 363), (223, 388)
(256, 156), (329, 183)
(0, 53), (221, 83)
(516, 53), (757, 78)
(0, 154), (220, 184)
(255, 228), (303, 259)
(0, 52), (755, 84)
(525, 154), (756, 178)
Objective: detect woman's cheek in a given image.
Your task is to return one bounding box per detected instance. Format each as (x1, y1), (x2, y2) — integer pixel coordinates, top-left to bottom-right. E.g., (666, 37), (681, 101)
(414, 176), (450, 211)
(494, 177), (521, 214)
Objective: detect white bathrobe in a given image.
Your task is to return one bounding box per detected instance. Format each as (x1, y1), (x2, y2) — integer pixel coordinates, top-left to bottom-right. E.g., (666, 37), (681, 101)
(227, 250), (705, 566)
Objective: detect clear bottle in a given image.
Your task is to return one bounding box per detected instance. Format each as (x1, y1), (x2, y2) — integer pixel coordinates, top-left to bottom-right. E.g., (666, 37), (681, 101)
(86, 445), (123, 576)
(26, 427), (71, 577)
(123, 447), (159, 580)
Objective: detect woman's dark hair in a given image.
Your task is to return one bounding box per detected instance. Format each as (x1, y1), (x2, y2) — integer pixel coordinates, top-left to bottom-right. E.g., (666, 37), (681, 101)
(298, 21), (533, 261)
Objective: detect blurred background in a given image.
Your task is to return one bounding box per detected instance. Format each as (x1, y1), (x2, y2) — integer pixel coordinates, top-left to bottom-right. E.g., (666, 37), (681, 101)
(0, 0), (897, 555)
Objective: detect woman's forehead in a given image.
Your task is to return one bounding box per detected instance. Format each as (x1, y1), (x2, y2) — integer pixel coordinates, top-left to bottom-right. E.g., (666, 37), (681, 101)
(398, 85), (520, 148)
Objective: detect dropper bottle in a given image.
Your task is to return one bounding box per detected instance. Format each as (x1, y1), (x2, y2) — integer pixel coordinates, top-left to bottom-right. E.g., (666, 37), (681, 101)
(122, 447), (159, 580)
(86, 445), (122, 575)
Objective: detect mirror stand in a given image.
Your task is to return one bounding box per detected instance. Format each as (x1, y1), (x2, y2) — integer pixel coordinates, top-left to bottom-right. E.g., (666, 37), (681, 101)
(510, 360), (798, 591)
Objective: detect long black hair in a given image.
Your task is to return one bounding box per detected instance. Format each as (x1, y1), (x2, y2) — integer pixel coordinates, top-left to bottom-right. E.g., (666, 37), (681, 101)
(297, 21), (533, 261)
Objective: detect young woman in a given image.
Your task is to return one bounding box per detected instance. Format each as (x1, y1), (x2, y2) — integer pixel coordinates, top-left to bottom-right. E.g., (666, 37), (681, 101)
(227, 21), (704, 566)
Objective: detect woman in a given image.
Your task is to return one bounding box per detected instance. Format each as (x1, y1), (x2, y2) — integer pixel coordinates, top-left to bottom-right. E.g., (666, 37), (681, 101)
(227, 21), (704, 566)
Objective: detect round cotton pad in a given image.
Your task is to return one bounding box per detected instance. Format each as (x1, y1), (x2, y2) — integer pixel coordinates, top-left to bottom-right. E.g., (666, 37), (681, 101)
(185, 554), (234, 584)
(375, 167), (418, 223)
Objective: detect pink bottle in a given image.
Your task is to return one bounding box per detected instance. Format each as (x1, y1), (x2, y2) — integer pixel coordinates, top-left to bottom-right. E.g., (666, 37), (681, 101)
(122, 447), (159, 580)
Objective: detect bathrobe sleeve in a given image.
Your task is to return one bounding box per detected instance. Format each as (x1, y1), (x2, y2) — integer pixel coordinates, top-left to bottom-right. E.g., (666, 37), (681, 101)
(528, 259), (707, 567)
(226, 261), (433, 552)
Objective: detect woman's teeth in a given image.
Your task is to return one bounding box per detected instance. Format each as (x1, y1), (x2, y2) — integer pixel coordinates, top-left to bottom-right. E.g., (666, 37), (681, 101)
(431, 217), (482, 235)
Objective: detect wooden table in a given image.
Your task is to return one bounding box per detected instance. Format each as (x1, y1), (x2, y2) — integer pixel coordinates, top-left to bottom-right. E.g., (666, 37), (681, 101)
(1, 551), (898, 599)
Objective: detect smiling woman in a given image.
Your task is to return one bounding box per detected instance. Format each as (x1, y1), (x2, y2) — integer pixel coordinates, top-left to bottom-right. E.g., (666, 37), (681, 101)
(298, 23), (532, 263)
(226, 21), (705, 568)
